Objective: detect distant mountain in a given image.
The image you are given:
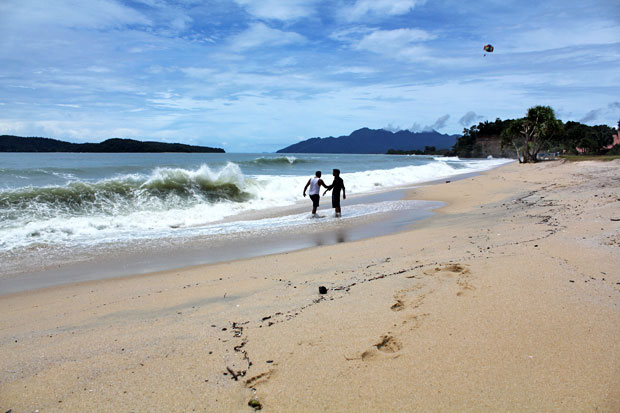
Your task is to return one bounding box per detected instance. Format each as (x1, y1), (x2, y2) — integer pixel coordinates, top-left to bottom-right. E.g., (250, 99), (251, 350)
(276, 128), (458, 154)
(0, 135), (225, 153)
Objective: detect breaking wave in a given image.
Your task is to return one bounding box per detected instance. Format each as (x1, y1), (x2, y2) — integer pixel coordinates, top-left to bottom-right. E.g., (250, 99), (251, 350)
(249, 156), (306, 166)
(0, 156), (513, 252)
(0, 163), (251, 222)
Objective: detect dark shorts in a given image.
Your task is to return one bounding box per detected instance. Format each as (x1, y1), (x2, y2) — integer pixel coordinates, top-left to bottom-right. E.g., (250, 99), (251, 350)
(309, 194), (320, 208)
(332, 192), (340, 208)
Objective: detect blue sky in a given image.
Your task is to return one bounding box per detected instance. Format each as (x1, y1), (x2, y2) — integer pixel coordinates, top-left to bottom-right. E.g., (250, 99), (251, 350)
(1, 0), (619, 152)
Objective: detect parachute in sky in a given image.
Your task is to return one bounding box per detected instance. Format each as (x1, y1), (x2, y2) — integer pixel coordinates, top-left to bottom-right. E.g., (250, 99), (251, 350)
(483, 44), (494, 56)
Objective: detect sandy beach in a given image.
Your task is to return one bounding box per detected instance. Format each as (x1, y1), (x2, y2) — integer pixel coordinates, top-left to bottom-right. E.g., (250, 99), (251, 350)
(1, 159), (619, 412)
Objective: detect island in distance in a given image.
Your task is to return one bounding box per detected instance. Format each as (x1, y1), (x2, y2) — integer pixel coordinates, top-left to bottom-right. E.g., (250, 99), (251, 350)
(277, 127), (458, 154)
(0, 135), (225, 153)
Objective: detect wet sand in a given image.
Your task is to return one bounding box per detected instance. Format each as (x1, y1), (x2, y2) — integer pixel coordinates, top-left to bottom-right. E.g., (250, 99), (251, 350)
(1, 160), (619, 412)
(0, 188), (442, 295)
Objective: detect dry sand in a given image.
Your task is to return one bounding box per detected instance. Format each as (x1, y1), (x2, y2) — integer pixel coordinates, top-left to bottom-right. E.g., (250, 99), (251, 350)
(1, 160), (619, 412)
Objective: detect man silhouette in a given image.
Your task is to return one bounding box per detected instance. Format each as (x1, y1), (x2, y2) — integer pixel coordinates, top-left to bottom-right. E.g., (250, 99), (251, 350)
(323, 169), (346, 217)
(303, 171), (328, 217)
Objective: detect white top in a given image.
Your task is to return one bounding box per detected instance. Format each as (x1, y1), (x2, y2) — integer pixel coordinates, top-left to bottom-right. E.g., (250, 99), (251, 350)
(308, 177), (320, 195)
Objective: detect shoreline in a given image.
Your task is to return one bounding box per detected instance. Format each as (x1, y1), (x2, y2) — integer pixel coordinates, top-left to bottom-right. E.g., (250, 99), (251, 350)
(0, 168), (485, 296)
(1, 160), (619, 411)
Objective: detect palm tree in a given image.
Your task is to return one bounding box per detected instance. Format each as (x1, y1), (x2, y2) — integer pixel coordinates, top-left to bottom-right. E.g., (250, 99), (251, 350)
(501, 106), (563, 163)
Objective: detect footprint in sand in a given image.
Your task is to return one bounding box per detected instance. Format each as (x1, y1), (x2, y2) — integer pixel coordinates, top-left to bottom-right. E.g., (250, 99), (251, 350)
(427, 263), (469, 275)
(456, 278), (476, 295)
(360, 349), (378, 360)
(358, 335), (402, 361)
(390, 283), (428, 312)
(390, 298), (405, 311)
(445, 263), (467, 273)
(375, 335), (402, 353)
(425, 263), (474, 296)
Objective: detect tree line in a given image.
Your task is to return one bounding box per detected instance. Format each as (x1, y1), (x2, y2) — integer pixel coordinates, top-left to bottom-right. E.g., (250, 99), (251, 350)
(0, 136), (225, 153)
(452, 106), (619, 162)
(386, 146), (452, 156)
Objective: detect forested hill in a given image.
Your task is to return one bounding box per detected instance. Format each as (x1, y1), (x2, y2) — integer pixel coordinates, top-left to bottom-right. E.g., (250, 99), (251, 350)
(276, 128), (458, 154)
(0, 135), (225, 153)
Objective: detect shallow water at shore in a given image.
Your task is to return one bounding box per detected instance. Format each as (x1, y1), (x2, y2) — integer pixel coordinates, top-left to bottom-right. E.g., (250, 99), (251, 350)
(0, 153), (512, 294)
(0, 153), (510, 253)
(0, 188), (443, 294)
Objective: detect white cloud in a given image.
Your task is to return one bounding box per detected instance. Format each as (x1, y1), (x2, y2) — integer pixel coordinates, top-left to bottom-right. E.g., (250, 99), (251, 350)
(330, 66), (377, 75)
(32, 120), (93, 140)
(358, 28), (435, 48)
(0, 120), (28, 134)
(354, 28), (436, 59)
(344, 0), (426, 21)
(459, 111), (484, 127)
(229, 22), (306, 50)
(430, 114), (450, 130)
(330, 26), (374, 42)
(579, 109), (602, 123)
(169, 14), (193, 32)
(274, 57), (299, 67)
(409, 114), (450, 132)
(503, 22), (620, 53)
(0, 0), (150, 30)
(181, 67), (217, 79)
(382, 123), (401, 132)
(2, 0), (619, 150)
(234, 0), (318, 21)
(86, 66), (111, 73)
(107, 127), (144, 138)
(8, 85), (35, 90)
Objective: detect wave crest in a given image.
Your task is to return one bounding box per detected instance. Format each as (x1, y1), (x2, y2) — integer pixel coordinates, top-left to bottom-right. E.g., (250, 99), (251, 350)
(141, 163), (249, 202)
(0, 163), (251, 220)
(251, 156), (305, 166)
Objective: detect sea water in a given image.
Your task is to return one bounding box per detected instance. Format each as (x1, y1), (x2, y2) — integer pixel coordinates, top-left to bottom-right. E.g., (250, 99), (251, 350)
(0, 153), (512, 288)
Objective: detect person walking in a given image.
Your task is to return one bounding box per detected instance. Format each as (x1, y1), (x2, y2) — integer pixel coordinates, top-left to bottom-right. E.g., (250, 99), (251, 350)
(303, 171), (328, 217)
(323, 169), (346, 217)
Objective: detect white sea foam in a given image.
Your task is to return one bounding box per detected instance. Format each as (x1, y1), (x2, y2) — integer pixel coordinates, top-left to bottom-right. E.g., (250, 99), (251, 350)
(0, 157), (513, 252)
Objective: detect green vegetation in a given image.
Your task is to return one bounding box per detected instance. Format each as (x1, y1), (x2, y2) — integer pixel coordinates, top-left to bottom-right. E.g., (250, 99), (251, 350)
(386, 146), (452, 156)
(452, 118), (511, 158)
(452, 107), (618, 161)
(0, 135), (225, 153)
(561, 122), (615, 154)
(501, 106), (563, 163)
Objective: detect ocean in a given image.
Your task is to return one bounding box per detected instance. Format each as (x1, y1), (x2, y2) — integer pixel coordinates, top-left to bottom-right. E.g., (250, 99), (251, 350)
(0, 153), (512, 291)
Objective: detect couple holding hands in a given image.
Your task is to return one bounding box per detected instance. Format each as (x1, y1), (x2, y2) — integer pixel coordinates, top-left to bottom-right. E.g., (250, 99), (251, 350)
(303, 169), (346, 217)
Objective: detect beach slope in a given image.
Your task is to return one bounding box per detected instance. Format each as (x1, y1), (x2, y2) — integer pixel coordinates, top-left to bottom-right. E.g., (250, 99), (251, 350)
(1, 160), (619, 412)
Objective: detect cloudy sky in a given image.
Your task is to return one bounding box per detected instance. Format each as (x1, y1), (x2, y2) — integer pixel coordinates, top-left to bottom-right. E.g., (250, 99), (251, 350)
(1, 0), (619, 152)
